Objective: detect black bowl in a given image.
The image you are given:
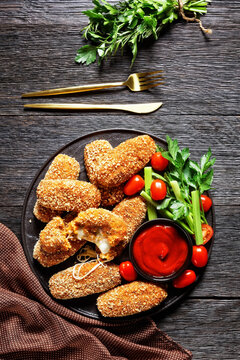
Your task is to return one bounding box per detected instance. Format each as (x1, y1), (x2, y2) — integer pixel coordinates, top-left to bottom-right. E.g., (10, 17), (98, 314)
(129, 218), (193, 283)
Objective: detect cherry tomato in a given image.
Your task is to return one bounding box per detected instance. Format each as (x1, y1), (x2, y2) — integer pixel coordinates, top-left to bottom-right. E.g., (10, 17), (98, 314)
(150, 179), (167, 201)
(119, 261), (137, 281)
(202, 224), (214, 245)
(172, 270), (197, 288)
(191, 246), (208, 267)
(200, 195), (212, 212)
(124, 175), (145, 196)
(151, 152), (169, 172)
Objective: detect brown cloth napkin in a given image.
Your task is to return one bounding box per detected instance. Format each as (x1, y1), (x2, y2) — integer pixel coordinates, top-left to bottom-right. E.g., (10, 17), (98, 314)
(0, 223), (192, 360)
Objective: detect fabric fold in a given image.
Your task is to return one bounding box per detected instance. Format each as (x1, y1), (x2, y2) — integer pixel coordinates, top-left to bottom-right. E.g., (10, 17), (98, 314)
(0, 223), (192, 360)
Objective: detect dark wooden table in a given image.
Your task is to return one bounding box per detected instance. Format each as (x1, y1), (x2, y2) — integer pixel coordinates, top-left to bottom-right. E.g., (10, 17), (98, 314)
(0, 1), (239, 358)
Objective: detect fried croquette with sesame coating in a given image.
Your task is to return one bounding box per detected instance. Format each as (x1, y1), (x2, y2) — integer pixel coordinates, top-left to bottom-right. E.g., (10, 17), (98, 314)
(84, 140), (112, 185)
(33, 201), (61, 223)
(66, 208), (127, 261)
(84, 140), (124, 207)
(97, 281), (168, 317)
(37, 179), (101, 212)
(94, 135), (156, 188)
(39, 217), (71, 254)
(44, 154), (80, 180)
(33, 238), (86, 268)
(99, 185), (124, 207)
(33, 154), (80, 222)
(104, 196), (147, 259)
(113, 196), (147, 241)
(49, 262), (121, 300)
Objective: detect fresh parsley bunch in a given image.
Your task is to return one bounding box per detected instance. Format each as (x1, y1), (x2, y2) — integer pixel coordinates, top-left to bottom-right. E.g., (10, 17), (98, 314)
(75, 0), (211, 66)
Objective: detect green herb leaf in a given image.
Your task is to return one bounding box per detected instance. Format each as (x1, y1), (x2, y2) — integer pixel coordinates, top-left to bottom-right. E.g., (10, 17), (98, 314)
(75, 45), (97, 65)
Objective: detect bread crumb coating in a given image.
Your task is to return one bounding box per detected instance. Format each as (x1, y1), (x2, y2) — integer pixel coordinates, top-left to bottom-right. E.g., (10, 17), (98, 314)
(67, 208), (127, 261)
(97, 281), (167, 317)
(95, 135), (156, 188)
(84, 139), (124, 207)
(37, 179), (101, 212)
(39, 217), (71, 254)
(49, 262), (121, 300)
(34, 154), (80, 222)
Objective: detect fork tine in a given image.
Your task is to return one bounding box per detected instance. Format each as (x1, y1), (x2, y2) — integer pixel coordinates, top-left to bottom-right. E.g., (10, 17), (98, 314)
(136, 70), (163, 77)
(139, 82), (165, 91)
(139, 75), (164, 85)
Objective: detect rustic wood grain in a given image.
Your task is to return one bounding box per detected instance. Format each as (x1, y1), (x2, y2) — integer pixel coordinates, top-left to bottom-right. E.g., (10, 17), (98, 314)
(0, 0), (239, 359)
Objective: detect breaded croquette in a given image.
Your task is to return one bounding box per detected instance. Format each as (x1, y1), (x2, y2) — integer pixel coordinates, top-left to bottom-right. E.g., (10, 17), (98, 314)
(99, 185), (124, 208)
(49, 262), (121, 300)
(66, 208), (127, 261)
(44, 154), (80, 180)
(113, 196), (147, 241)
(33, 238), (85, 267)
(97, 281), (168, 317)
(84, 140), (124, 207)
(34, 154), (80, 222)
(33, 201), (61, 223)
(39, 217), (71, 254)
(37, 179), (101, 212)
(105, 196), (147, 259)
(94, 135), (156, 188)
(84, 140), (112, 185)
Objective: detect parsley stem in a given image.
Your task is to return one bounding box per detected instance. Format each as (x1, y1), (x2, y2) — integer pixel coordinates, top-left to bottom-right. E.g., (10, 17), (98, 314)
(152, 171), (167, 183)
(140, 190), (194, 235)
(170, 180), (194, 231)
(144, 167), (157, 220)
(191, 190), (204, 245)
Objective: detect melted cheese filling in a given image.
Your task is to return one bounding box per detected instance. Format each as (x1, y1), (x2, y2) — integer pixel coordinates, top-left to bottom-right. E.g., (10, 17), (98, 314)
(77, 228), (110, 254)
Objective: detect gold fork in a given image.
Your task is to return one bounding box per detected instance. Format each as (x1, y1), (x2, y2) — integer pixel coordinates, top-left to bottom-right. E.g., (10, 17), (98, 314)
(21, 70), (164, 97)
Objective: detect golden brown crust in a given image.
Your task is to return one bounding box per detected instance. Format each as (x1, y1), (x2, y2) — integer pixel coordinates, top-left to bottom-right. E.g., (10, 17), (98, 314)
(95, 135), (156, 188)
(33, 238), (86, 268)
(84, 140), (124, 207)
(34, 154), (80, 222)
(49, 262), (121, 300)
(97, 281), (168, 317)
(33, 201), (62, 223)
(66, 208), (127, 261)
(108, 196), (147, 258)
(44, 154), (80, 180)
(84, 140), (112, 185)
(37, 179), (101, 212)
(39, 217), (71, 254)
(99, 185), (125, 208)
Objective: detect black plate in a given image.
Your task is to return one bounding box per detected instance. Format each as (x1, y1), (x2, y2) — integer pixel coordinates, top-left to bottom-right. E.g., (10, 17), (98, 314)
(21, 128), (215, 321)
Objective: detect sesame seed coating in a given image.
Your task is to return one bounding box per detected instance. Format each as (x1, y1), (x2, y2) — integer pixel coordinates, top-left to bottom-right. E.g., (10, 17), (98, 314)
(49, 262), (121, 300)
(84, 140), (124, 207)
(66, 208), (127, 261)
(97, 281), (168, 317)
(34, 154), (80, 222)
(33, 201), (61, 223)
(84, 140), (112, 185)
(33, 238), (86, 268)
(44, 154), (80, 180)
(95, 135), (156, 188)
(37, 179), (101, 212)
(107, 196), (147, 258)
(39, 217), (71, 254)
(99, 185), (124, 207)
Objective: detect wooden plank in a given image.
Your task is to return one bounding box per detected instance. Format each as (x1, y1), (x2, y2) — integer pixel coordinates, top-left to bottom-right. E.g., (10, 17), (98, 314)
(157, 298), (240, 360)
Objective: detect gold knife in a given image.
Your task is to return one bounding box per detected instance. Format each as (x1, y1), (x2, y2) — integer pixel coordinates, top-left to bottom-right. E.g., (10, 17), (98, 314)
(24, 102), (162, 114)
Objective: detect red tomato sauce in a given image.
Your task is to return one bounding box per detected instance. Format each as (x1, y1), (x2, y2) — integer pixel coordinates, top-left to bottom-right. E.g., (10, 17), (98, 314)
(132, 225), (188, 277)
